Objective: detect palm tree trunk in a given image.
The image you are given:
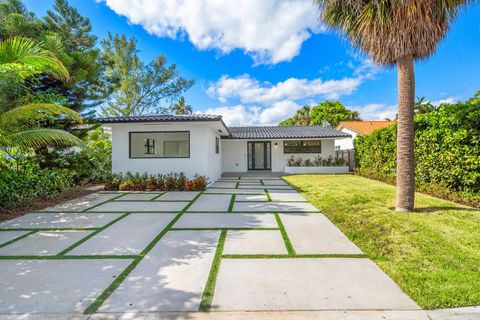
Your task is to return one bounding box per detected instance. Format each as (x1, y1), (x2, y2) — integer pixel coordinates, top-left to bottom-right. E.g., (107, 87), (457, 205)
(396, 55), (415, 212)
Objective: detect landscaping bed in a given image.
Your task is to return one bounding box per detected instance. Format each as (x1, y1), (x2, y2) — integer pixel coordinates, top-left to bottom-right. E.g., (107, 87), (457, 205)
(284, 174), (480, 309)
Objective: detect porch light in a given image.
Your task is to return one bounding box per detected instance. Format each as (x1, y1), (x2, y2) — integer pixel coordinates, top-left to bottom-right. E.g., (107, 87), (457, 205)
(274, 142), (278, 147)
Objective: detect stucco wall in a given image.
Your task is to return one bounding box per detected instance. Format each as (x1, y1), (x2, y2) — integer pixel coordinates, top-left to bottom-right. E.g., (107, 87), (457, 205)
(335, 128), (356, 150)
(108, 122), (221, 180)
(222, 138), (337, 173)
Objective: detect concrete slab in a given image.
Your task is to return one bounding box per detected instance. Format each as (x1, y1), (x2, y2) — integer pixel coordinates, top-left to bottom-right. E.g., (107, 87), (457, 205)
(99, 230), (221, 312)
(224, 230), (287, 255)
(238, 181), (262, 186)
(240, 177), (282, 180)
(41, 193), (120, 212)
(70, 214), (175, 255)
(0, 231), (91, 256)
(427, 306), (480, 320)
(268, 191), (307, 202)
(279, 213), (363, 254)
(210, 182), (237, 188)
(187, 194), (231, 212)
(116, 193), (161, 201)
(174, 213), (277, 229)
(91, 201), (188, 212)
(0, 231), (29, 245)
(235, 194), (268, 202)
(238, 185), (292, 190)
(204, 189), (265, 195)
(0, 259), (131, 313)
(233, 202), (318, 212)
(212, 258), (419, 311)
(157, 192), (200, 201)
(0, 212), (123, 229)
(262, 180), (288, 186)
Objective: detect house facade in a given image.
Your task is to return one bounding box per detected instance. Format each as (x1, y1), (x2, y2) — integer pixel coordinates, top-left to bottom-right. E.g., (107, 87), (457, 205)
(100, 115), (351, 182)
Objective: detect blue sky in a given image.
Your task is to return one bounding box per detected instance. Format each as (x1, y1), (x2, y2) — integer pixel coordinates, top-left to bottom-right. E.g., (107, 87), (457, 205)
(25, 0), (480, 125)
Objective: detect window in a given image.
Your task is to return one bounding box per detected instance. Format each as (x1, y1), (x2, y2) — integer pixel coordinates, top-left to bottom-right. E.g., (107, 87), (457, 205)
(215, 137), (220, 154)
(283, 140), (321, 154)
(144, 138), (155, 154)
(129, 131), (189, 158)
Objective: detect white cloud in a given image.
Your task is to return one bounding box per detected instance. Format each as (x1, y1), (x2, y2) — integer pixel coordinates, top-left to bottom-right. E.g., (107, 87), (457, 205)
(431, 97), (456, 106)
(98, 0), (324, 64)
(207, 74), (362, 104)
(348, 103), (398, 120)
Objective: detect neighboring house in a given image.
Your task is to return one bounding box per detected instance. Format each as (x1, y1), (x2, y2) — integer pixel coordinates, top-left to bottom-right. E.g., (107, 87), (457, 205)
(335, 120), (395, 150)
(100, 114), (350, 182)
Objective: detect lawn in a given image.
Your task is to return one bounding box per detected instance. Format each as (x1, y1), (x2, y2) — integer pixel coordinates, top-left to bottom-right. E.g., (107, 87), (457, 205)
(284, 174), (480, 310)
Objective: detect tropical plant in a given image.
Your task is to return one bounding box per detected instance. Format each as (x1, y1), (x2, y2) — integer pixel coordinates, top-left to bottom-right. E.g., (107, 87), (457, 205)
(172, 96), (192, 115)
(315, 0), (471, 211)
(415, 96), (436, 114)
(310, 101), (360, 127)
(279, 106), (311, 126)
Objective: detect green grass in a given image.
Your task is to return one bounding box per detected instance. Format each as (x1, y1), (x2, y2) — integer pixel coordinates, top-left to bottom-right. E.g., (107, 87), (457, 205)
(284, 174), (480, 309)
(274, 213), (295, 256)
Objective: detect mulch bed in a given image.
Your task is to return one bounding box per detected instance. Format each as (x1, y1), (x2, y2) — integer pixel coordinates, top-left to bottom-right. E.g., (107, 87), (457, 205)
(0, 185), (104, 223)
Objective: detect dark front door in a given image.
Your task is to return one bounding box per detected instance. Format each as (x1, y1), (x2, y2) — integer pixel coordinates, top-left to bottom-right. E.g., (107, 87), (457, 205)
(248, 141), (271, 170)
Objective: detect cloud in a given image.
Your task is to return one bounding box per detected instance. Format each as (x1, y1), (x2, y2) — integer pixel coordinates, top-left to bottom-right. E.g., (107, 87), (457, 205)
(207, 74), (362, 104)
(348, 103), (398, 120)
(98, 0), (324, 64)
(431, 97), (456, 106)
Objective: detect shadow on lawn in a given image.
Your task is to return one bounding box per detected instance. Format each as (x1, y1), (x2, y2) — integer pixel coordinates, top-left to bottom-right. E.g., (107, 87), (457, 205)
(388, 206), (479, 213)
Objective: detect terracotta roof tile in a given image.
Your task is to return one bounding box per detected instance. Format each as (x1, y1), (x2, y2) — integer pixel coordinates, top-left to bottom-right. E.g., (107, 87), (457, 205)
(336, 121), (395, 135)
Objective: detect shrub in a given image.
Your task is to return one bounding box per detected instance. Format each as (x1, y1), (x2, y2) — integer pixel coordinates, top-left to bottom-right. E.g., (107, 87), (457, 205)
(286, 155), (347, 167)
(104, 172), (209, 191)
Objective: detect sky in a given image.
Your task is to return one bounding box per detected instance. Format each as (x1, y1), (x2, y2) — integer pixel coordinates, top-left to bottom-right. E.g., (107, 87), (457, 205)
(24, 0), (480, 126)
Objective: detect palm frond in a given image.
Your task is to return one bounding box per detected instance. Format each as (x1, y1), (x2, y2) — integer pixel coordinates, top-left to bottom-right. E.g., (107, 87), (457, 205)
(0, 36), (69, 80)
(2, 128), (84, 151)
(0, 103), (82, 127)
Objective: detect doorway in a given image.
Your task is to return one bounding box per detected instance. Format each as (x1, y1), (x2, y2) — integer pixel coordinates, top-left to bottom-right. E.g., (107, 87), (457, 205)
(247, 141), (271, 170)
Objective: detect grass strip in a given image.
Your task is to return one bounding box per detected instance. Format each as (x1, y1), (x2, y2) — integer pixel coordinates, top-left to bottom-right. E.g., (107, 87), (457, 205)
(260, 179), (265, 186)
(275, 213), (296, 256)
(150, 192), (166, 201)
(83, 194), (127, 212)
(0, 230), (37, 249)
(222, 254), (366, 259)
(84, 192), (204, 315)
(264, 189), (272, 202)
(57, 212), (131, 256)
(171, 227), (279, 231)
(199, 229), (227, 312)
(0, 255), (138, 260)
(228, 194), (236, 213)
(235, 182), (239, 189)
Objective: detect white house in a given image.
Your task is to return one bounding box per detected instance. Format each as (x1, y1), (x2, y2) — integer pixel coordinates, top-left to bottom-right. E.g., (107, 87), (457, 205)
(100, 114), (351, 182)
(335, 120), (395, 150)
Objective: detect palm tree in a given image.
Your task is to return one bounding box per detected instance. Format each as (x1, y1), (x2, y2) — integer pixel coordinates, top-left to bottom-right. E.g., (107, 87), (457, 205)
(0, 37), (82, 166)
(316, 0), (471, 212)
(171, 96), (192, 115)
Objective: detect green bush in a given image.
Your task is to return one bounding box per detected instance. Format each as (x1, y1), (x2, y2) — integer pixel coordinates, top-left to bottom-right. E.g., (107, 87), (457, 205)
(355, 92), (480, 205)
(105, 172), (208, 191)
(0, 167), (74, 209)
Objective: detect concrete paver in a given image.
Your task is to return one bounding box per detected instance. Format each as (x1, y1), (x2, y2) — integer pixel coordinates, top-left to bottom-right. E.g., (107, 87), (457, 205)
(223, 230), (287, 255)
(204, 188), (265, 195)
(157, 192), (200, 201)
(233, 202), (318, 212)
(238, 185), (292, 190)
(99, 230), (220, 312)
(187, 194), (231, 212)
(116, 193), (162, 201)
(235, 194), (268, 202)
(91, 201), (188, 212)
(0, 259), (132, 313)
(210, 182), (237, 188)
(280, 213), (363, 254)
(0, 231), (91, 256)
(212, 258), (419, 311)
(41, 193), (120, 212)
(0, 231), (29, 245)
(70, 214), (176, 255)
(0, 212), (123, 229)
(269, 191), (307, 202)
(262, 180), (288, 186)
(174, 213), (277, 229)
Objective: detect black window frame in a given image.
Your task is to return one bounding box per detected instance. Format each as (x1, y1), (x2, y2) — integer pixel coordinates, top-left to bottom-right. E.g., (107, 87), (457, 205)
(144, 138), (155, 155)
(215, 136), (220, 154)
(129, 131), (190, 159)
(283, 140), (322, 154)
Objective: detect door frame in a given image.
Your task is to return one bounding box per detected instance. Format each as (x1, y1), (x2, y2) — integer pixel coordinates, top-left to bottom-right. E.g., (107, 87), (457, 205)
(247, 141), (272, 170)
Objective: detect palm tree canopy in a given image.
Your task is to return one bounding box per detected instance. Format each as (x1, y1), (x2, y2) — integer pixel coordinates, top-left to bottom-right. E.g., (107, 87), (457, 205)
(0, 103), (82, 128)
(172, 96), (192, 115)
(316, 0), (471, 65)
(0, 36), (69, 80)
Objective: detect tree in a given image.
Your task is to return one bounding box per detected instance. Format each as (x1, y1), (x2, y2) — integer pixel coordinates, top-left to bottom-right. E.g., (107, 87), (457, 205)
(315, 0), (470, 212)
(279, 106), (311, 126)
(414, 96), (436, 114)
(310, 101), (360, 127)
(171, 96), (192, 115)
(0, 37), (82, 169)
(0, 0), (42, 39)
(100, 33), (194, 117)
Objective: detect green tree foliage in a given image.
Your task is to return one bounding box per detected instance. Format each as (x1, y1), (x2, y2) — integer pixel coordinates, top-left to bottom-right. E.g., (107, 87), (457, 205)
(415, 96), (437, 114)
(279, 101), (360, 127)
(0, 0), (41, 39)
(171, 96), (192, 115)
(355, 91), (480, 199)
(100, 33), (194, 116)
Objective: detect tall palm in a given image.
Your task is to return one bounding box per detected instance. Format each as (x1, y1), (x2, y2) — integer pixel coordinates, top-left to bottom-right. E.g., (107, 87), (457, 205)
(171, 96), (192, 115)
(316, 0), (471, 211)
(0, 37), (82, 155)
(293, 106), (311, 126)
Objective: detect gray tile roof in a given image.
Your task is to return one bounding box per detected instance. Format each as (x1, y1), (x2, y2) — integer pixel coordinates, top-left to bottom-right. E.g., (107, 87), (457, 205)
(224, 126), (351, 139)
(98, 114), (223, 123)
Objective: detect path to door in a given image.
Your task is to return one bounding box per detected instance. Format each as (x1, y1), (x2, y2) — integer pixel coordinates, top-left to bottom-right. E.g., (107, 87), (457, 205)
(0, 176), (427, 319)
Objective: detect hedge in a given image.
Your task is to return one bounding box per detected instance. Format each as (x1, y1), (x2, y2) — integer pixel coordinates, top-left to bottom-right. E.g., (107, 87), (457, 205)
(355, 93), (480, 206)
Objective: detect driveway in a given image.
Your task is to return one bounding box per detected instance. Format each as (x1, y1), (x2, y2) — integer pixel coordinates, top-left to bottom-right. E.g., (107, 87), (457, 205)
(0, 176), (424, 319)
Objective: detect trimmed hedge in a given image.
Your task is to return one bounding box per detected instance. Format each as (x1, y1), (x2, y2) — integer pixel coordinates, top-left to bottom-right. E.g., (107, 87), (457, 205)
(355, 93), (480, 206)
(0, 167), (74, 209)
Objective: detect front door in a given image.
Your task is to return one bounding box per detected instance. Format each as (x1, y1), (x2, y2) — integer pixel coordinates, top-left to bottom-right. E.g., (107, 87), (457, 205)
(247, 141), (271, 170)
